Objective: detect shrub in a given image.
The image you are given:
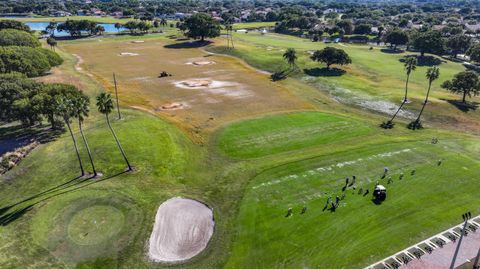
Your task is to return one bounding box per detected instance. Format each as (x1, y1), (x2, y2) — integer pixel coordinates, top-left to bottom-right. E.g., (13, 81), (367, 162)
(0, 29), (40, 47)
(0, 46), (51, 77)
(39, 48), (63, 67)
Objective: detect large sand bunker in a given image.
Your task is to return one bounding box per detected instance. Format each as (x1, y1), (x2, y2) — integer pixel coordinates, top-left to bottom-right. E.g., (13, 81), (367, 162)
(180, 79), (212, 88)
(148, 197), (214, 263)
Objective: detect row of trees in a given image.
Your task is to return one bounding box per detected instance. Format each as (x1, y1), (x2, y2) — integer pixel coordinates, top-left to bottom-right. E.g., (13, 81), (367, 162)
(282, 46), (352, 71)
(55, 20), (105, 37)
(384, 28), (475, 59)
(0, 73), (131, 176)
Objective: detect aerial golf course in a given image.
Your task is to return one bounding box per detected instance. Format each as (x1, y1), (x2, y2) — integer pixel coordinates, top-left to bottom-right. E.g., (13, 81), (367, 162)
(1, 24), (480, 269)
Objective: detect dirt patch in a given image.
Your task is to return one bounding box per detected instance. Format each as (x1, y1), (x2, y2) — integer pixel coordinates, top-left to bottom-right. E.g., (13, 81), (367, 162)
(132, 40), (145, 43)
(119, 52), (139, 57)
(148, 197), (214, 263)
(159, 102), (187, 110)
(179, 79), (212, 88)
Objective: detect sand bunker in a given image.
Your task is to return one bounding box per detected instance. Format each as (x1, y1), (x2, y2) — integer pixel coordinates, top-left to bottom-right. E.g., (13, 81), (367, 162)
(173, 79), (253, 99)
(181, 79), (212, 88)
(192, 60), (215, 66)
(132, 40), (145, 43)
(148, 197), (214, 263)
(159, 102), (187, 110)
(119, 52), (139, 56)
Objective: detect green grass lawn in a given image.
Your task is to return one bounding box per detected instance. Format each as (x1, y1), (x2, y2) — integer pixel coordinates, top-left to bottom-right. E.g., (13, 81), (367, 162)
(1, 32), (480, 269)
(216, 111), (372, 159)
(226, 138), (480, 268)
(232, 22), (276, 30)
(208, 31), (480, 132)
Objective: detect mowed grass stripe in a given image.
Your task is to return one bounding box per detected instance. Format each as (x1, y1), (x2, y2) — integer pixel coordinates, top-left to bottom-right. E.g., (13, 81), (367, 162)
(227, 139), (480, 268)
(217, 112), (372, 159)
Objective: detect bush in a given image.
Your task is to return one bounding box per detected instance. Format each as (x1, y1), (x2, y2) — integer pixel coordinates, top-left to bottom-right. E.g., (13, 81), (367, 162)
(0, 46), (51, 77)
(39, 48), (63, 67)
(0, 20), (30, 32)
(0, 29), (40, 47)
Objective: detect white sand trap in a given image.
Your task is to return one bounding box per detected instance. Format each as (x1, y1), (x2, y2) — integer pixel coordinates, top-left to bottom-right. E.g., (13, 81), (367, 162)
(148, 197), (214, 263)
(173, 79), (253, 99)
(179, 79), (212, 88)
(192, 60), (215, 66)
(132, 40), (145, 43)
(119, 52), (139, 56)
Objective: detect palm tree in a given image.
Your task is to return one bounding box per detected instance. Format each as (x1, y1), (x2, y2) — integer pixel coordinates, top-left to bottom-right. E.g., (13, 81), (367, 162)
(402, 56), (418, 103)
(73, 94), (98, 177)
(409, 66), (440, 130)
(160, 18), (168, 28)
(383, 56), (417, 128)
(55, 96), (85, 177)
(283, 48), (297, 69)
(225, 23), (234, 49)
(96, 92), (132, 171)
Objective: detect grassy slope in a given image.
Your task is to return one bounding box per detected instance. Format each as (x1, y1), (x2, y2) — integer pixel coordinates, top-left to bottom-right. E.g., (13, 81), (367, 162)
(227, 138), (480, 269)
(208, 32), (480, 132)
(0, 31), (479, 269)
(216, 111), (372, 159)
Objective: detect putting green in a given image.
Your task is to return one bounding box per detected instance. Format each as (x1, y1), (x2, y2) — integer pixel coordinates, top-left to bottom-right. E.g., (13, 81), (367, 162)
(67, 205), (125, 245)
(217, 111), (372, 159)
(30, 192), (143, 265)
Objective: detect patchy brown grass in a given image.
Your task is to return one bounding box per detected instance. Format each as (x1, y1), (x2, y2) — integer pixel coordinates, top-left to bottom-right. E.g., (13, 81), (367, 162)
(60, 38), (312, 143)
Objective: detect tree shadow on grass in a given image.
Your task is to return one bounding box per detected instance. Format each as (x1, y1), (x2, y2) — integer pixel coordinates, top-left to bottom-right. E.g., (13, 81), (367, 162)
(0, 170), (128, 226)
(381, 48), (404, 54)
(399, 55), (445, 66)
(442, 99), (479, 112)
(164, 40), (212, 49)
(303, 67), (346, 77)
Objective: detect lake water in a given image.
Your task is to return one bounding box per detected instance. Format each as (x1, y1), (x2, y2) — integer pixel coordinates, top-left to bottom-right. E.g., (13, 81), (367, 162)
(25, 22), (124, 36)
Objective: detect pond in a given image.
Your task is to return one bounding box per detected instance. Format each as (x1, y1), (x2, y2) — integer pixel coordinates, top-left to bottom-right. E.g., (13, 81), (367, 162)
(25, 22), (124, 36)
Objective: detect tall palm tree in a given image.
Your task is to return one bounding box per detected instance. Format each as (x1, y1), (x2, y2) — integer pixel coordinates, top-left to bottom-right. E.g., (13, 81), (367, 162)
(409, 66), (440, 129)
(73, 94), (98, 177)
(96, 92), (132, 171)
(283, 48), (297, 69)
(402, 56), (418, 103)
(384, 56), (418, 127)
(225, 23), (234, 49)
(55, 96), (85, 177)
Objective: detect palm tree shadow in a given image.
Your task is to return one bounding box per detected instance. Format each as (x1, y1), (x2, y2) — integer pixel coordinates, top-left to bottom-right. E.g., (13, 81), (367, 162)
(442, 99), (479, 112)
(303, 67), (346, 77)
(0, 170), (127, 226)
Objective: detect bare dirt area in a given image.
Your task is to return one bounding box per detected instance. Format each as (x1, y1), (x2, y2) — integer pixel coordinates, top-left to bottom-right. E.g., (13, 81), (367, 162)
(61, 38), (311, 141)
(148, 197), (214, 263)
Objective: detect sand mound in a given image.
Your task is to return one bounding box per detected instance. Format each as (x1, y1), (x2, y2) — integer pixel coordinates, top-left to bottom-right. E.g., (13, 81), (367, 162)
(159, 102), (185, 110)
(148, 197), (214, 263)
(192, 60), (215, 66)
(181, 79), (212, 88)
(119, 52), (139, 56)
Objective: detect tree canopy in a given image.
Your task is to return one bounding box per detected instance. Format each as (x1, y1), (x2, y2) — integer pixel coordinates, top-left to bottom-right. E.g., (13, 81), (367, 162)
(183, 13), (221, 41)
(466, 43), (480, 63)
(0, 20), (30, 32)
(446, 34), (471, 58)
(441, 71), (480, 103)
(384, 29), (409, 50)
(0, 46), (62, 77)
(411, 30), (445, 56)
(310, 47), (352, 69)
(0, 29), (40, 47)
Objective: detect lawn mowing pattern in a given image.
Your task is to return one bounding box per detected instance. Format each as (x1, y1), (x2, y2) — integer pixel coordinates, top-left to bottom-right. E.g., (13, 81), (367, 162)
(217, 112), (372, 159)
(227, 139), (480, 269)
(31, 192), (143, 265)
